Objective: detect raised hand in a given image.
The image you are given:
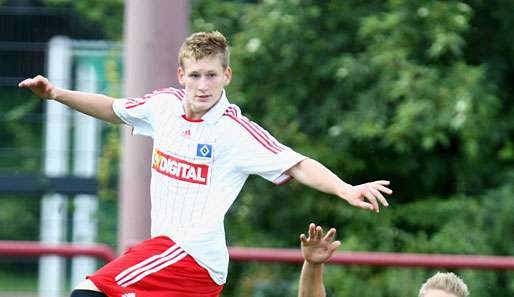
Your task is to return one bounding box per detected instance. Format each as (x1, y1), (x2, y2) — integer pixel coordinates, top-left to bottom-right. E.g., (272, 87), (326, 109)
(18, 75), (57, 99)
(300, 223), (341, 265)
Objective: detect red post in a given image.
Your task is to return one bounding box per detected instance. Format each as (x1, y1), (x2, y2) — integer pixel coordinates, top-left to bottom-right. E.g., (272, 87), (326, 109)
(228, 247), (514, 270)
(1, 242), (513, 271)
(119, 0), (190, 252)
(0, 241), (116, 262)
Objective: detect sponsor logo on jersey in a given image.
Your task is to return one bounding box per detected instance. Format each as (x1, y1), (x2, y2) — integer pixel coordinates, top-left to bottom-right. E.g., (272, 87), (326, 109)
(196, 143), (212, 158)
(121, 293), (136, 297)
(152, 149), (209, 185)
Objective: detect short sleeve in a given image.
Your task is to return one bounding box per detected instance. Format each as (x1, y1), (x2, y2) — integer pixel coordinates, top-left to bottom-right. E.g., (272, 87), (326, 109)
(227, 114), (307, 184)
(113, 97), (155, 136)
(113, 88), (182, 137)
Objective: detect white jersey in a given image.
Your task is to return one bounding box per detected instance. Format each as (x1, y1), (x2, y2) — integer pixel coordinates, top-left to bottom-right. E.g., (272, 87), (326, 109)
(113, 88), (306, 284)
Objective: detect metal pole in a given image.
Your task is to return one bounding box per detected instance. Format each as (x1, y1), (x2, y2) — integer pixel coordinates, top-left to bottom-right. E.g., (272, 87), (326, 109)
(71, 59), (100, 287)
(39, 35), (71, 297)
(119, 0), (190, 252)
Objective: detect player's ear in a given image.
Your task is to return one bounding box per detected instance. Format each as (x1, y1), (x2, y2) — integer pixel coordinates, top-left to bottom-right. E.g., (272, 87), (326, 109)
(177, 67), (185, 86)
(224, 66), (232, 86)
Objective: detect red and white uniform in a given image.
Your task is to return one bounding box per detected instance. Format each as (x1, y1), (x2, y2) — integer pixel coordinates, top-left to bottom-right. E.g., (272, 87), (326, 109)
(112, 88), (306, 285)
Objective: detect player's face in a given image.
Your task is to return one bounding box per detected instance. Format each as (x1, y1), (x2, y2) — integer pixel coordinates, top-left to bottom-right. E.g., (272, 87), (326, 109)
(178, 55), (232, 120)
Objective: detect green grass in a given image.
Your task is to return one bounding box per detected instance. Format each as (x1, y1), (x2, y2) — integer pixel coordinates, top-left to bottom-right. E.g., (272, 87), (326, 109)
(0, 270), (37, 292)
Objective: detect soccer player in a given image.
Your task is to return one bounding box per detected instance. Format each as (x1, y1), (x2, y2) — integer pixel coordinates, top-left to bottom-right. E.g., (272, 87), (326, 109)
(298, 224), (470, 297)
(19, 31), (392, 297)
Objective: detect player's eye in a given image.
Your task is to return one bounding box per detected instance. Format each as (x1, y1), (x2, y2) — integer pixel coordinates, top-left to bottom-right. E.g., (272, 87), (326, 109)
(207, 73), (217, 78)
(189, 73), (200, 79)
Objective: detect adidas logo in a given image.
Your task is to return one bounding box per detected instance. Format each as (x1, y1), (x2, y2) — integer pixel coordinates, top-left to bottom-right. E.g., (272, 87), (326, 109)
(181, 129), (191, 138)
(121, 293), (136, 297)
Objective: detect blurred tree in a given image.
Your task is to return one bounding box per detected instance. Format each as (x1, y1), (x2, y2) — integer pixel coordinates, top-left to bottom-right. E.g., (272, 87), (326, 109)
(192, 0), (514, 296)
(43, 0), (123, 39)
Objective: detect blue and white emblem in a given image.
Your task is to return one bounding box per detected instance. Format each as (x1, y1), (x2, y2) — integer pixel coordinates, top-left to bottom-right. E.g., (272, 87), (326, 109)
(196, 143), (213, 158)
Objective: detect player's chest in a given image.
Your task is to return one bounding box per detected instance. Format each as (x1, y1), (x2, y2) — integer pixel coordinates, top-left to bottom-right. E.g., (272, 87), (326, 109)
(151, 121), (221, 185)
(153, 120), (220, 162)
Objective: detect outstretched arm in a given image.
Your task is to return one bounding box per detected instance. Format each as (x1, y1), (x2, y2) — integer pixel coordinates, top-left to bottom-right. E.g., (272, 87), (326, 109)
(18, 75), (122, 124)
(298, 223), (341, 297)
(286, 158), (392, 212)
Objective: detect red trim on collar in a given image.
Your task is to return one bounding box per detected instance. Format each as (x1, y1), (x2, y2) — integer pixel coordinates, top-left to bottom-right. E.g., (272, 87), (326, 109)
(181, 114), (204, 122)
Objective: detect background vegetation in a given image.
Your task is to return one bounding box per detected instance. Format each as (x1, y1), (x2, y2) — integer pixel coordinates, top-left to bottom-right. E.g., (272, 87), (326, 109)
(0, 0), (513, 296)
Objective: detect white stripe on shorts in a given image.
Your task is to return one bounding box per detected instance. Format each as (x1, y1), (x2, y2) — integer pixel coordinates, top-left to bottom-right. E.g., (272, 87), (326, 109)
(119, 251), (188, 287)
(114, 244), (187, 287)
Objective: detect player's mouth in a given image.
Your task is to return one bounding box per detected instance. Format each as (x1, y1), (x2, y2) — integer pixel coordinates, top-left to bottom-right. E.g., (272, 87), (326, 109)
(196, 94), (211, 101)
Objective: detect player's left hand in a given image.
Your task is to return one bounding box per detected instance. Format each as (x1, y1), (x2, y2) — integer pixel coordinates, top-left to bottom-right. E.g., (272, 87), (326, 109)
(343, 180), (392, 212)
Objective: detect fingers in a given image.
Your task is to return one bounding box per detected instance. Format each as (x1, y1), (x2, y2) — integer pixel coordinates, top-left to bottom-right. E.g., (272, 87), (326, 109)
(323, 227), (336, 242)
(304, 224), (332, 241)
(351, 199), (375, 211)
(374, 180), (393, 195)
(299, 233), (308, 244)
(372, 180), (393, 195)
(315, 226), (323, 240)
(18, 75), (47, 88)
(375, 180), (390, 185)
(308, 223), (316, 239)
(328, 240), (341, 253)
(364, 190), (379, 213)
(371, 187), (388, 207)
(362, 181), (393, 212)
(18, 78), (30, 87)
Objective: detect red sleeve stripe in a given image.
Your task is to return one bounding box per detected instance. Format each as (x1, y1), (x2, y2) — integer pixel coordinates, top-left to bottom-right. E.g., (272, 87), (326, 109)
(224, 106), (284, 154)
(248, 120), (286, 151)
(169, 89), (184, 101)
(140, 88), (183, 101)
(125, 88), (182, 109)
(226, 106), (285, 151)
(125, 98), (146, 109)
(224, 106), (237, 117)
(226, 114), (282, 154)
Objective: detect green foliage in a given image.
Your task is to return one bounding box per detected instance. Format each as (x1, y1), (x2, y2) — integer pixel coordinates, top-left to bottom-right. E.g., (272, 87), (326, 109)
(43, 0), (124, 39)
(0, 196), (39, 240)
(192, 0), (514, 296)
(0, 90), (43, 172)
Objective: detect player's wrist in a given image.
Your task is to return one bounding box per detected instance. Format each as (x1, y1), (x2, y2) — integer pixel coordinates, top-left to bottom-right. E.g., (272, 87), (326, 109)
(304, 259), (325, 267)
(336, 181), (353, 200)
(49, 87), (62, 101)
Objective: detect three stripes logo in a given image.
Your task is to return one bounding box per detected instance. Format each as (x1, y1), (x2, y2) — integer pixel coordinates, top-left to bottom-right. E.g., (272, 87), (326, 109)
(115, 244), (188, 287)
(121, 293), (136, 297)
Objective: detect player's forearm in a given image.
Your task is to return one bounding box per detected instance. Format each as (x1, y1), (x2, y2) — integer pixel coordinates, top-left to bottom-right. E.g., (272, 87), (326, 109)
(298, 262), (326, 297)
(288, 158), (352, 198)
(53, 88), (122, 124)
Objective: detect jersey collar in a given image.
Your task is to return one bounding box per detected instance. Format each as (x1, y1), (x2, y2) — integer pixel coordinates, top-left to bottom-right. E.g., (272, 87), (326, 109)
(200, 89), (230, 124)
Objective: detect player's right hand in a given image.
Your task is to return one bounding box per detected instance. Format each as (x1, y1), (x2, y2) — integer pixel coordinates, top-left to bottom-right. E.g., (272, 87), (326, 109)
(18, 75), (57, 99)
(300, 223), (341, 265)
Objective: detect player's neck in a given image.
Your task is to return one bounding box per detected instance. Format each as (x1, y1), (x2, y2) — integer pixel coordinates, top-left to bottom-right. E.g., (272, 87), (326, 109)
(183, 107), (206, 121)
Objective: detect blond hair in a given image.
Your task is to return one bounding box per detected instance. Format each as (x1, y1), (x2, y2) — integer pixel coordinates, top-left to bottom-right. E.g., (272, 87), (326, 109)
(418, 272), (469, 297)
(178, 31), (230, 69)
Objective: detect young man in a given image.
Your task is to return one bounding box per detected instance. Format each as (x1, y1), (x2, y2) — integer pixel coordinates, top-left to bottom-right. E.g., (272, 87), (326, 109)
(19, 31), (392, 297)
(298, 225), (470, 297)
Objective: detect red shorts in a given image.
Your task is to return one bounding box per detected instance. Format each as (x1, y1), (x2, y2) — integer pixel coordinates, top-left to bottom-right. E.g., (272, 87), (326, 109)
(88, 236), (223, 297)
